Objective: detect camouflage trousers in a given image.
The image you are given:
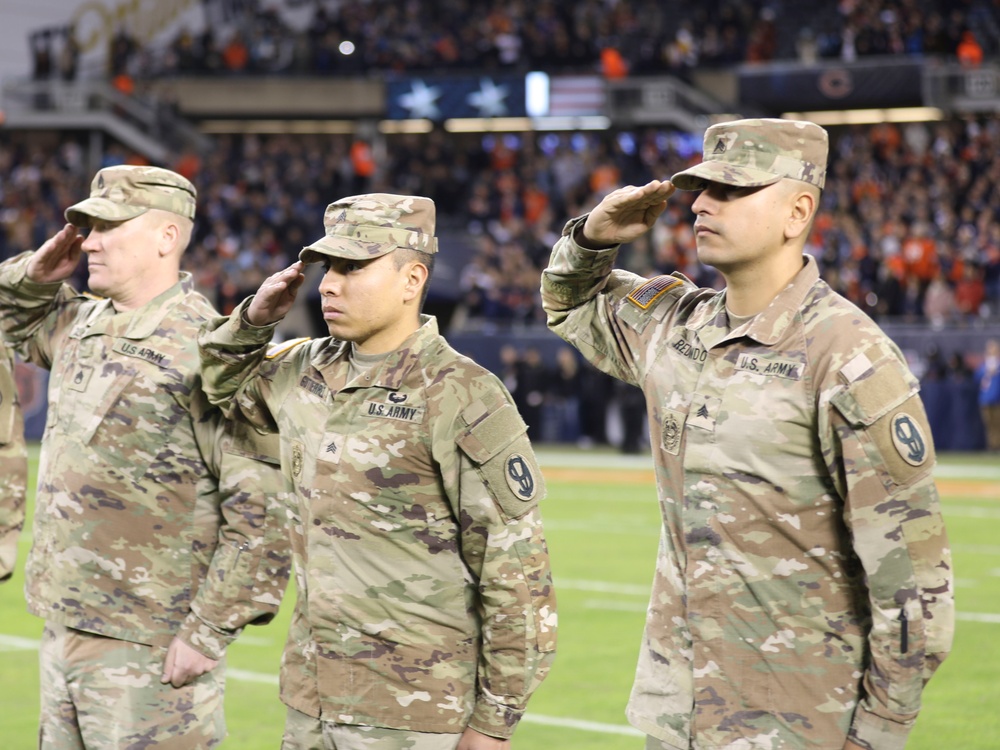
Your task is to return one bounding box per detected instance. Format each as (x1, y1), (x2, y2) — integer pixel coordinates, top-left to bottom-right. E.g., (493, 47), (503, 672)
(280, 707), (463, 750)
(39, 623), (226, 749)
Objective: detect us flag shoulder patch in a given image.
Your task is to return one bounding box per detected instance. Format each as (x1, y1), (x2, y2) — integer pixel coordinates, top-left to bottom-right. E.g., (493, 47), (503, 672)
(627, 276), (684, 310)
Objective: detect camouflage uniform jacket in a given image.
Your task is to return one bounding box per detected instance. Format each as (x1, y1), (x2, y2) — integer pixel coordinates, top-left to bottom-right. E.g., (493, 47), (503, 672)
(198, 305), (557, 739)
(0, 342), (28, 581)
(0, 251), (289, 659)
(541, 219), (953, 750)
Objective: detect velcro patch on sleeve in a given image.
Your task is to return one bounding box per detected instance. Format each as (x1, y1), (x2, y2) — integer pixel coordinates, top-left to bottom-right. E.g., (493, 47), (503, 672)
(626, 275), (685, 310)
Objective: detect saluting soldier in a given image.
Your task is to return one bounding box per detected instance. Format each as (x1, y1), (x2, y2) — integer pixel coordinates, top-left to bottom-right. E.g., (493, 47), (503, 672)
(199, 193), (557, 750)
(541, 119), (953, 750)
(0, 165), (289, 749)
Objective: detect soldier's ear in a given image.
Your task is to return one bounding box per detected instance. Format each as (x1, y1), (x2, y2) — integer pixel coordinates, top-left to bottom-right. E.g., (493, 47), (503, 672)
(401, 259), (428, 303)
(785, 185), (818, 242)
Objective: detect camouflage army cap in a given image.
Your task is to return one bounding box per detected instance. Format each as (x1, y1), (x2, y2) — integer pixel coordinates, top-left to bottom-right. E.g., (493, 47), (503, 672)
(65, 165), (197, 226)
(671, 118), (828, 191)
(299, 193), (438, 264)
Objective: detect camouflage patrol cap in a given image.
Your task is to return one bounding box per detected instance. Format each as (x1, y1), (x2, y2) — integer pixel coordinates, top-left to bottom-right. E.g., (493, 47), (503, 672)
(299, 193), (438, 264)
(64, 165), (197, 226)
(671, 118), (828, 191)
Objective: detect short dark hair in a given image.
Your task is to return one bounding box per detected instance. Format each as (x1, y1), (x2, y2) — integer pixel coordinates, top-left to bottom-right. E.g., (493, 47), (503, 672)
(392, 247), (435, 310)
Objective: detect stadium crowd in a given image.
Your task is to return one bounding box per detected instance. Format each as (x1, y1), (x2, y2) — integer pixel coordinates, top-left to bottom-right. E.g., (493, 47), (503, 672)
(3, 114), (1000, 329)
(26, 0), (992, 85)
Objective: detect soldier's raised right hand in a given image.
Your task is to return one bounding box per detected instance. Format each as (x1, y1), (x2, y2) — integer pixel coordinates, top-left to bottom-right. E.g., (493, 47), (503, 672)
(246, 261), (306, 327)
(579, 180), (675, 248)
(26, 223), (84, 284)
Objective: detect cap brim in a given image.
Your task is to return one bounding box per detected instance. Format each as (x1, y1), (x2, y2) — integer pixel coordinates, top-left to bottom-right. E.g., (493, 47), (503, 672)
(298, 235), (397, 264)
(671, 162), (783, 191)
(64, 197), (148, 227)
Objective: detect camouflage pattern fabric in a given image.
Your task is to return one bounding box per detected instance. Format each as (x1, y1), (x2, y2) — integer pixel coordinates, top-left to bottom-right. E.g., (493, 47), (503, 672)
(300, 193), (439, 264)
(671, 118), (828, 191)
(281, 706), (462, 750)
(199, 308), (556, 739)
(39, 622), (226, 749)
(64, 165), (197, 227)
(541, 221), (953, 750)
(0, 342), (28, 581)
(0, 251), (290, 660)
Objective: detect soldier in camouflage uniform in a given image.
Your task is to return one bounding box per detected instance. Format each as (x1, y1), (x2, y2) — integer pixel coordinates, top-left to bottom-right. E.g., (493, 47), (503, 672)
(0, 165), (289, 749)
(198, 193), (557, 750)
(541, 119), (953, 750)
(0, 342), (28, 582)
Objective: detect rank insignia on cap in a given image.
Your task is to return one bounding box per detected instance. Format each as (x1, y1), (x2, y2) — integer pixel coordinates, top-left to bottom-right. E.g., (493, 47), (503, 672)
(627, 276), (684, 310)
(714, 139), (727, 154)
(891, 412), (928, 466)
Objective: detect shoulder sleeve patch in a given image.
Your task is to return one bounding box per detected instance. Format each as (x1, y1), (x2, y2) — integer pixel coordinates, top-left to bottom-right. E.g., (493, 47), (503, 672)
(626, 275), (685, 310)
(831, 352), (934, 489)
(265, 337), (311, 360)
(456, 394), (547, 519)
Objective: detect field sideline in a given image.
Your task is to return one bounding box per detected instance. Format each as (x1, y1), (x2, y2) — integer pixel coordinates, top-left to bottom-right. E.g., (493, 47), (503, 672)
(1, 444), (998, 748)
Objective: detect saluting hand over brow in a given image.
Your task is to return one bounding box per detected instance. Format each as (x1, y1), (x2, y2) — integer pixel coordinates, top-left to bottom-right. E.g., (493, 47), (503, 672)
(27, 224), (84, 284)
(580, 180), (675, 247)
(246, 261), (306, 327)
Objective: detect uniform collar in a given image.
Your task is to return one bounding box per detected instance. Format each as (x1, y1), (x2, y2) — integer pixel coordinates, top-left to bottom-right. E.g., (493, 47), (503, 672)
(686, 256), (819, 347)
(313, 314), (440, 391)
(74, 273), (196, 340)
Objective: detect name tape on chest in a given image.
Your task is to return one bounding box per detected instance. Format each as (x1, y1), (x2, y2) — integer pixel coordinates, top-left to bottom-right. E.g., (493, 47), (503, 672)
(627, 276), (684, 310)
(298, 375), (329, 399)
(735, 353), (804, 380)
(669, 334), (708, 364)
(113, 340), (172, 368)
(363, 399), (425, 423)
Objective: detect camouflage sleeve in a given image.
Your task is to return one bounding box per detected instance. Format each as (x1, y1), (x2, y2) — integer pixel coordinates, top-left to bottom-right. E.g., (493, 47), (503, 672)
(178, 417), (292, 659)
(0, 348), (28, 582)
(540, 215), (652, 386)
(821, 345), (954, 750)
(0, 251), (81, 368)
(197, 296), (281, 433)
(450, 387), (557, 739)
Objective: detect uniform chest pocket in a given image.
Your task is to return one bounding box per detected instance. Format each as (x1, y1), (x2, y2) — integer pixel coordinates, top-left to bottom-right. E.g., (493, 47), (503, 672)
(84, 371), (187, 483)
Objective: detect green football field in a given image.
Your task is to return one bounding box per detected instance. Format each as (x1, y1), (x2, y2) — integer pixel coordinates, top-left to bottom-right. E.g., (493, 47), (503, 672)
(2, 444), (998, 747)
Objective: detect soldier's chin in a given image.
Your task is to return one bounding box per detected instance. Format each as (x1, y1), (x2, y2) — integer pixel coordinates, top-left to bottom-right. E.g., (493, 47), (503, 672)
(325, 321), (354, 340)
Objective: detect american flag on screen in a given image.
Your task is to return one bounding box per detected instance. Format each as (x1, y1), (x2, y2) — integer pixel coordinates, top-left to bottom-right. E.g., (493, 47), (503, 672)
(547, 76), (606, 116)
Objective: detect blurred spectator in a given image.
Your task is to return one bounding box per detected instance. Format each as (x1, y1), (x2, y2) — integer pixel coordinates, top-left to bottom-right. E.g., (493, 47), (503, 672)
(58, 26), (80, 82)
(923, 269), (956, 327)
(518, 347), (549, 442)
(544, 346), (582, 444)
(977, 339), (1000, 451)
(956, 29), (984, 68)
(613, 379), (646, 455)
(948, 351), (986, 451)
(576, 358), (612, 448)
(920, 347), (952, 450)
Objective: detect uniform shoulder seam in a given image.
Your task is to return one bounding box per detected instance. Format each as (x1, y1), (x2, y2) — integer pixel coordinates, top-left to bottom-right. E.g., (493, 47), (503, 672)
(266, 337), (311, 360)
